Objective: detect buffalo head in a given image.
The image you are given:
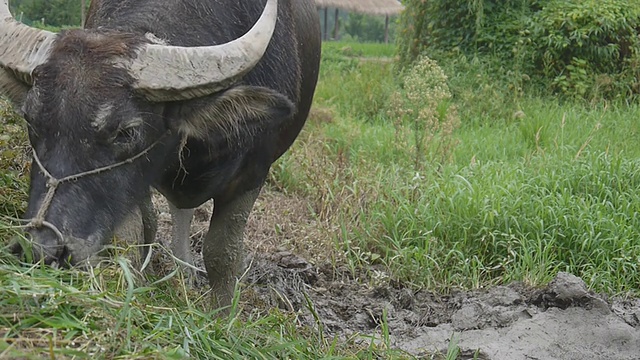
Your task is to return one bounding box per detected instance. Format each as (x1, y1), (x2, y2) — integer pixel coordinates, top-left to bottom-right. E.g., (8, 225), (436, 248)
(0, 0), (286, 265)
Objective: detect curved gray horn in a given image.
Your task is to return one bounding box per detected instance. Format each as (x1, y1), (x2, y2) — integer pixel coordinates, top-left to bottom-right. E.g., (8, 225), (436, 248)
(0, 0), (56, 84)
(131, 0), (278, 102)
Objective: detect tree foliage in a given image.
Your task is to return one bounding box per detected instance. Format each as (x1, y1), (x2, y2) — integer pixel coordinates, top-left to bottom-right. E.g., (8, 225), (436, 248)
(529, 0), (640, 99)
(397, 0), (640, 100)
(318, 8), (397, 43)
(396, 0), (535, 67)
(10, 0), (85, 28)
(344, 13), (395, 43)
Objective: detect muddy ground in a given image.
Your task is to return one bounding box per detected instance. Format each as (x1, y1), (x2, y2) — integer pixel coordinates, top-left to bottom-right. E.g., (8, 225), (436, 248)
(150, 187), (640, 360)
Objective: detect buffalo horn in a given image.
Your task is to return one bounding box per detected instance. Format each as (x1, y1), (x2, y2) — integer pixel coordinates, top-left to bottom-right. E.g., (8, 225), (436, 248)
(0, 0), (56, 84)
(130, 0), (278, 102)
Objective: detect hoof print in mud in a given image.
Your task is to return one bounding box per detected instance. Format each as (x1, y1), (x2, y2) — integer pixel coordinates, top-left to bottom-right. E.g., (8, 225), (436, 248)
(243, 252), (318, 313)
(271, 250), (318, 285)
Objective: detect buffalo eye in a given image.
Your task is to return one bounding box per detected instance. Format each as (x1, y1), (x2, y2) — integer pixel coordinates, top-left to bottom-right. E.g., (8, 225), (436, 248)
(113, 123), (142, 145)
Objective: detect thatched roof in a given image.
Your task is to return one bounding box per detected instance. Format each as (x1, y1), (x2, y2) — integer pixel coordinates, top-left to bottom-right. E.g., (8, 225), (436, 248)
(315, 0), (404, 16)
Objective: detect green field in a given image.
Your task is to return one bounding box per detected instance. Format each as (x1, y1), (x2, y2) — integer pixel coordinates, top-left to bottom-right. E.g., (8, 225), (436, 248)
(279, 43), (640, 294)
(1, 41), (639, 358)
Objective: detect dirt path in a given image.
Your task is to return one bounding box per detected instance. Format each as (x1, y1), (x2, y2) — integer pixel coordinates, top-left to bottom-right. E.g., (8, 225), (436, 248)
(152, 187), (640, 360)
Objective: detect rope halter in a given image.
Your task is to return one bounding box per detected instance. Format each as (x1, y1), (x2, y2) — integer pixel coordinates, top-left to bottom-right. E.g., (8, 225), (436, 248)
(25, 132), (170, 242)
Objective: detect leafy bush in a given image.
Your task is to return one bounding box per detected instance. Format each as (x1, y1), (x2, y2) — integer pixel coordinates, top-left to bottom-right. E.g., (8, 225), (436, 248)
(527, 0), (640, 100)
(318, 9), (398, 43)
(344, 13), (396, 43)
(397, 0), (539, 68)
(433, 52), (527, 126)
(398, 0), (640, 100)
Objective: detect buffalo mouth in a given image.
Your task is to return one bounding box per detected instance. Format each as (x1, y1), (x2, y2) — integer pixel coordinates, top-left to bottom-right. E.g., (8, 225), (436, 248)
(10, 204), (147, 267)
(10, 235), (71, 267)
(9, 229), (104, 268)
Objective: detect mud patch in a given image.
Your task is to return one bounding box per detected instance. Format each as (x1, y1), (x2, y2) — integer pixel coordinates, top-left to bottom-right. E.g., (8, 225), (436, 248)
(243, 259), (640, 359)
(152, 188), (640, 360)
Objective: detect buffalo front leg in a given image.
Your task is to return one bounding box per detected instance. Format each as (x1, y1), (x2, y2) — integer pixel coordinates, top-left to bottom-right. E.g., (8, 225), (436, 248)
(168, 203), (196, 278)
(138, 194), (158, 269)
(202, 188), (260, 309)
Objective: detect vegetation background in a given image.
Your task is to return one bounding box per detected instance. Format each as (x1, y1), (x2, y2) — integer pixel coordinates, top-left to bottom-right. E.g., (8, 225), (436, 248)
(398, 0), (640, 102)
(8, 0), (88, 28)
(1, 0), (640, 358)
(9, 0), (399, 42)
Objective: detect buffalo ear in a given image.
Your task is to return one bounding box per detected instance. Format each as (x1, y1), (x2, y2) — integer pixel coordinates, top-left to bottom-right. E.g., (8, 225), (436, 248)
(170, 85), (295, 142)
(0, 69), (30, 107)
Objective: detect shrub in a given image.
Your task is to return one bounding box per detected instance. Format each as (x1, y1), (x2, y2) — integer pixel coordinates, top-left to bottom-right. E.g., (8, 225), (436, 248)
(344, 13), (397, 43)
(527, 0), (640, 100)
(387, 56), (460, 170)
(397, 0), (640, 101)
(397, 0), (538, 69)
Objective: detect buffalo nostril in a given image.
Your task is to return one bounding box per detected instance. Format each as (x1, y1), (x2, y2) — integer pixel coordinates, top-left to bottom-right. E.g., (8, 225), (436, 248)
(31, 243), (60, 265)
(9, 233), (42, 263)
(24, 228), (65, 265)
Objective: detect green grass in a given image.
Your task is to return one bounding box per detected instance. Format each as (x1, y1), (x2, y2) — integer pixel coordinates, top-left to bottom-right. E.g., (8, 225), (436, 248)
(314, 45), (396, 123)
(275, 110), (640, 294)
(272, 43), (640, 296)
(321, 41), (396, 58)
(2, 39), (640, 358)
(0, 244), (405, 359)
(0, 99), (28, 218)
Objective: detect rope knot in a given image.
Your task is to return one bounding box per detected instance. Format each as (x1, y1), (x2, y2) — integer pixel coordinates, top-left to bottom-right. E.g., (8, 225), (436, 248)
(29, 218), (44, 228)
(47, 178), (60, 188)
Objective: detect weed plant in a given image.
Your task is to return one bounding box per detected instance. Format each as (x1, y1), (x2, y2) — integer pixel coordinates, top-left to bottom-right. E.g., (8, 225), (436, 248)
(388, 56), (460, 170)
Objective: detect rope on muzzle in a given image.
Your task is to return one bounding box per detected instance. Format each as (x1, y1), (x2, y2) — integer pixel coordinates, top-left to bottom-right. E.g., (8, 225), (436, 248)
(21, 132), (171, 243)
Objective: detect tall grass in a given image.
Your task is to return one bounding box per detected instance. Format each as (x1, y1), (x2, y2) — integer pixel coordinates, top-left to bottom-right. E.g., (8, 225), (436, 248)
(0, 244), (408, 359)
(0, 99), (28, 218)
(273, 42), (640, 295)
(314, 46), (396, 123)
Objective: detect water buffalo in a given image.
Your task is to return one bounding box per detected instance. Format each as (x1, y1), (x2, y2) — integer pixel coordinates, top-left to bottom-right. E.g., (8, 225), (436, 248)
(0, 0), (320, 306)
